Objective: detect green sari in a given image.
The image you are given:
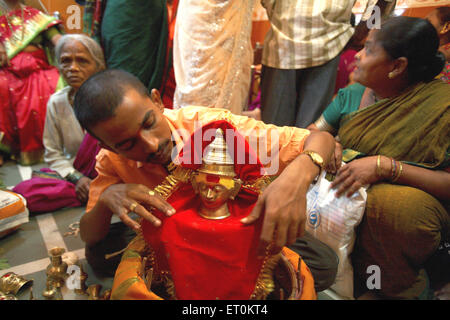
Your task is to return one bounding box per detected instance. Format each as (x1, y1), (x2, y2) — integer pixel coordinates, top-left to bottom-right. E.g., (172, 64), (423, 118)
(339, 80), (450, 170)
(100, 0), (168, 92)
(336, 80), (449, 299)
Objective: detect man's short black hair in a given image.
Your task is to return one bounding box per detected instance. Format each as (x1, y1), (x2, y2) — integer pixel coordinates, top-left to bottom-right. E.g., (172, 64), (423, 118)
(74, 69), (150, 132)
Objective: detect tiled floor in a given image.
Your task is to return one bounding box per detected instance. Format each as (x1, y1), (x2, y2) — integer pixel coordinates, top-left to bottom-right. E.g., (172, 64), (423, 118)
(0, 161), (113, 300)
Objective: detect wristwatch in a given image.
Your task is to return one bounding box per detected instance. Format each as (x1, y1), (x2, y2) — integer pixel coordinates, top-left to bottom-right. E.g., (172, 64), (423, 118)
(301, 150), (324, 177)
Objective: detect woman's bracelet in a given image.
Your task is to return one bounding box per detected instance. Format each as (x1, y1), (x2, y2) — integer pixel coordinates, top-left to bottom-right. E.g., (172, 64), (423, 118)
(390, 158), (396, 181)
(392, 161), (403, 183)
(66, 170), (84, 184)
(376, 155), (383, 179)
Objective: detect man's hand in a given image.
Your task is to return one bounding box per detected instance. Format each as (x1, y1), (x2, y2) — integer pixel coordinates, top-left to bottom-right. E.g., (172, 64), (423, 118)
(240, 130), (335, 257)
(75, 176), (92, 203)
(241, 174), (307, 257)
(98, 183), (176, 232)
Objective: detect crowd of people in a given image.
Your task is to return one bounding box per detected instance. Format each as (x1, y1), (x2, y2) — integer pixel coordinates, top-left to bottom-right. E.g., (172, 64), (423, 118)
(0, 0), (448, 300)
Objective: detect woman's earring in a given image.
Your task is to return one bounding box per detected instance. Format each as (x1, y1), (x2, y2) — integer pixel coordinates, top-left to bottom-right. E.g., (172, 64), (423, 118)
(388, 72), (395, 79)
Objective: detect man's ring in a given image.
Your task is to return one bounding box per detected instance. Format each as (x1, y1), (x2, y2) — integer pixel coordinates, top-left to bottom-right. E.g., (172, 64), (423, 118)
(148, 190), (155, 197)
(129, 202), (138, 212)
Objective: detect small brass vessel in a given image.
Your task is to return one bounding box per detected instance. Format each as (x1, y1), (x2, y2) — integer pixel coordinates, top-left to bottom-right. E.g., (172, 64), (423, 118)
(0, 290), (18, 300)
(87, 284), (102, 300)
(42, 281), (58, 300)
(100, 289), (111, 300)
(46, 247), (68, 288)
(0, 272), (33, 295)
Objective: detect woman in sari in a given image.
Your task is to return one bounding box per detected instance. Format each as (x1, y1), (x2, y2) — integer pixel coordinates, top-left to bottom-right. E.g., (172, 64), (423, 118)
(13, 34), (104, 213)
(82, 0), (176, 108)
(308, 16), (449, 299)
(0, 0), (64, 166)
(172, 0), (254, 115)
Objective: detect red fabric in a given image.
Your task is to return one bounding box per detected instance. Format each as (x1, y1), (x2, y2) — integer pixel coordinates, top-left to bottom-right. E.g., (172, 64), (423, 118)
(73, 133), (101, 179)
(142, 121), (268, 299)
(160, 0), (178, 109)
(12, 133), (101, 213)
(177, 120), (265, 182)
(142, 184), (263, 300)
(334, 49), (357, 94)
(0, 7), (61, 45)
(0, 7), (61, 160)
(0, 49), (59, 155)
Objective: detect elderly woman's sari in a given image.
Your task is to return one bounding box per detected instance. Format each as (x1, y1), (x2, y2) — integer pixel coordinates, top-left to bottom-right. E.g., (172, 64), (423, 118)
(337, 79), (449, 299)
(0, 6), (64, 165)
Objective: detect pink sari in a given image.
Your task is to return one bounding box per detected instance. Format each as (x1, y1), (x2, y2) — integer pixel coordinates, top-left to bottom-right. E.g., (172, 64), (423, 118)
(13, 134), (101, 213)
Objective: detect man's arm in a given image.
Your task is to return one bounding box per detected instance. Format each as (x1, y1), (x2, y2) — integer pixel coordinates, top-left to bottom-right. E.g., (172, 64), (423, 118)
(241, 130), (335, 255)
(79, 153), (175, 246)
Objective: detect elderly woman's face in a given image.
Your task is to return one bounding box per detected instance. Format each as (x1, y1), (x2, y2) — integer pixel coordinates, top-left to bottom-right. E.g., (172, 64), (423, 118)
(59, 41), (99, 91)
(352, 30), (394, 89)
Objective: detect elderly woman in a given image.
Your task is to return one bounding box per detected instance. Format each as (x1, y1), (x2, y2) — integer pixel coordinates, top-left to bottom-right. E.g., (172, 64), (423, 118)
(13, 34), (105, 213)
(308, 16), (449, 299)
(0, 0), (63, 165)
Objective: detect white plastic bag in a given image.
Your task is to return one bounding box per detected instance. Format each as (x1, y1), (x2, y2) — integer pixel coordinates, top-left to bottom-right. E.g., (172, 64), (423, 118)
(305, 169), (367, 299)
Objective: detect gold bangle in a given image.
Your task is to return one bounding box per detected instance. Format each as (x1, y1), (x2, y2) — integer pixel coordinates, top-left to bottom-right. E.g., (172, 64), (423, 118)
(392, 161), (403, 183)
(390, 158), (396, 181)
(376, 155), (382, 179)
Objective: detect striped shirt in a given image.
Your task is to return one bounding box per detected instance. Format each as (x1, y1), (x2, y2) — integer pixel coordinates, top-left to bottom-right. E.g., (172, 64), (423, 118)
(261, 0), (359, 69)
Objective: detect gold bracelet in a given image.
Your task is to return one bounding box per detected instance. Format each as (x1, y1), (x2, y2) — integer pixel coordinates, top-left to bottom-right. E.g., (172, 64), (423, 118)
(376, 155), (382, 179)
(390, 158), (396, 181)
(392, 161), (403, 182)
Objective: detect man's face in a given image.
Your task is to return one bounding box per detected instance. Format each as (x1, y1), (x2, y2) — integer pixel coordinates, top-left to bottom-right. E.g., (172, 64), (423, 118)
(90, 88), (173, 164)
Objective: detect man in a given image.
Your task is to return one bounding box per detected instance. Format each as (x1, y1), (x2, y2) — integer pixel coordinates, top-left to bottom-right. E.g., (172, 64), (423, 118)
(260, 0), (396, 128)
(74, 69), (337, 292)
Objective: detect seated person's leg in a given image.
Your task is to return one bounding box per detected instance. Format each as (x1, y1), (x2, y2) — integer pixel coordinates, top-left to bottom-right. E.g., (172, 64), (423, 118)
(84, 222), (136, 278)
(288, 232), (339, 292)
(352, 183), (449, 299)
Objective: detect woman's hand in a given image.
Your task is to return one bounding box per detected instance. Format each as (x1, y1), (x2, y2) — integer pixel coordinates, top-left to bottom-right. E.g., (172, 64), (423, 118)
(75, 176), (92, 203)
(326, 141), (343, 174)
(331, 156), (382, 197)
(0, 43), (9, 67)
(98, 183), (176, 233)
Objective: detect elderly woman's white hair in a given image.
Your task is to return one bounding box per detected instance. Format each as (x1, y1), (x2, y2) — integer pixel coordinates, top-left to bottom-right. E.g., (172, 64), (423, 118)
(55, 34), (106, 70)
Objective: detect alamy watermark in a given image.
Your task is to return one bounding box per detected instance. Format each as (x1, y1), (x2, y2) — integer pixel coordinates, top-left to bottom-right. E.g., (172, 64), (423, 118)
(62, 4), (385, 31)
(366, 265), (381, 290)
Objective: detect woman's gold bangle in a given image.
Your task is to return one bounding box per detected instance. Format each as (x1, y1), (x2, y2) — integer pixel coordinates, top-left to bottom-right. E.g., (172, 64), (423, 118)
(376, 155), (382, 179)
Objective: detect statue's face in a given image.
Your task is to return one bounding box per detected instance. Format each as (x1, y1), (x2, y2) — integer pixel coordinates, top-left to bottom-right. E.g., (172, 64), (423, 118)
(196, 180), (234, 210)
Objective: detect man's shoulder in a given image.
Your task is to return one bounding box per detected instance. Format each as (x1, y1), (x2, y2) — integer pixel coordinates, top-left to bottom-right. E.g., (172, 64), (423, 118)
(96, 148), (137, 169)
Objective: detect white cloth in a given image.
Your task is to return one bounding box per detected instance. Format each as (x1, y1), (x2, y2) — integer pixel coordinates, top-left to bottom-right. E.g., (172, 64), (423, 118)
(43, 86), (85, 178)
(173, 0), (254, 115)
